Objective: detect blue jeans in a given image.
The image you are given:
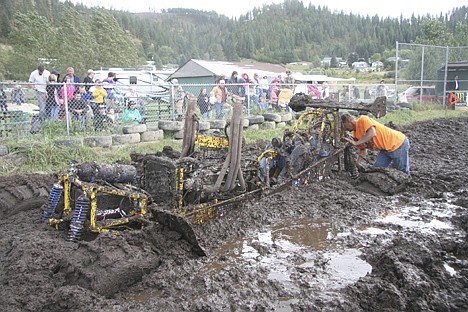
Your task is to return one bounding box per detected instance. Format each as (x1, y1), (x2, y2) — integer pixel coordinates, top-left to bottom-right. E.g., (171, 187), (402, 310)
(373, 137), (410, 175)
(202, 110), (212, 119)
(215, 102), (224, 119)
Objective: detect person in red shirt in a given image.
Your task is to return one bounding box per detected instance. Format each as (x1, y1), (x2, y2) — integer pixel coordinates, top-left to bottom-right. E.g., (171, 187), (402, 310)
(341, 113), (410, 175)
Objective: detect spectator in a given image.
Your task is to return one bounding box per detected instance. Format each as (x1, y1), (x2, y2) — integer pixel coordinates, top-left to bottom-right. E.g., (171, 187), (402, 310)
(308, 84), (321, 99)
(283, 70), (295, 89)
(321, 82), (330, 100)
(83, 69), (95, 92)
(12, 84), (25, 106)
(125, 87), (145, 116)
(353, 85), (360, 99)
(29, 64), (50, 122)
(364, 87), (371, 99)
(69, 91), (87, 130)
(62, 67), (81, 85)
(45, 74), (61, 120)
(122, 100), (143, 125)
(102, 72), (116, 97)
(91, 80), (107, 113)
(94, 103), (113, 131)
(259, 75), (270, 99)
(242, 73), (258, 108)
(211, 79), (228, 119)
(197, 88), (211, 119)
(340, 85), (349, 100)
(0, 86), (7, 112)
(61, 75), (76, 102)
(227, 71), (245, 97)
(375, 79), (388, 98)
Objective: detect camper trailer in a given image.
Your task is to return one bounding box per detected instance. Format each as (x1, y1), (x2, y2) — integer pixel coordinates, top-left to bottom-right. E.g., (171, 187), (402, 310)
(93, 68), (175, 99)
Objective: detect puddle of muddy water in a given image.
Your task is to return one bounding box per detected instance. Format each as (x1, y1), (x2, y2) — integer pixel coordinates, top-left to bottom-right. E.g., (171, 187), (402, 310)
(207, 217), (372, 305)
(369, 196), (460, 234)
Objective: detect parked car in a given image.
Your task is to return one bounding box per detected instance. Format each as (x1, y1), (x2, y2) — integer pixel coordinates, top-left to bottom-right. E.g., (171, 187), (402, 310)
(398, 86), (442, 103)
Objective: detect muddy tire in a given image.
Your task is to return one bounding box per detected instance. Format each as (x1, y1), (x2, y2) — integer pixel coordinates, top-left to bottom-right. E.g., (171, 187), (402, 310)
(0, 174), (55, 218)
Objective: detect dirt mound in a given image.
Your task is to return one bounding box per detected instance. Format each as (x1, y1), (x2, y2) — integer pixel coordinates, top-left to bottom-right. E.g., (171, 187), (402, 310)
(0, 117), (467, 311)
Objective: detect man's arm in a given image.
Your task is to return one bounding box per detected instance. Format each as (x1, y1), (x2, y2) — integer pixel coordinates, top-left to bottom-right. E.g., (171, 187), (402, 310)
(349, 126), (376, 146)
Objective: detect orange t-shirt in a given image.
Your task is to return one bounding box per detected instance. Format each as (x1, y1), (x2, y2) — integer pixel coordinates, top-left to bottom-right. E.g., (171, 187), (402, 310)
(353, 116), (405, 152)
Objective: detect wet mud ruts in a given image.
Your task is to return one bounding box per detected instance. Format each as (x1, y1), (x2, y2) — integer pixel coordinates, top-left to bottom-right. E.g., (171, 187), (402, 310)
(0, 117), (467, 311)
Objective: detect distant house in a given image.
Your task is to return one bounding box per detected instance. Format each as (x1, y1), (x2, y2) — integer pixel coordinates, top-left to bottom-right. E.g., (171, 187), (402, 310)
(321, 57), (345, 67)
(352, 61), (370, 72)
(167, 59), (288, 85)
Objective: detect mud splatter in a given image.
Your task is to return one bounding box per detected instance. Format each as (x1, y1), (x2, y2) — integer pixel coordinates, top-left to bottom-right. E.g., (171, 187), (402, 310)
(1, 117), (468, 311)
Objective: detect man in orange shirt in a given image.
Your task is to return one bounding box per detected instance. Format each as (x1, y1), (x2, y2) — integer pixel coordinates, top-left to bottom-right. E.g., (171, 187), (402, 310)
(341, 113), (410, 175)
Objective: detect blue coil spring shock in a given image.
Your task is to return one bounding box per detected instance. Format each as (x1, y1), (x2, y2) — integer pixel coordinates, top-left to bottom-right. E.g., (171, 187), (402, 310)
(41, 182), (64, 222)
(66, 195), (90, 242)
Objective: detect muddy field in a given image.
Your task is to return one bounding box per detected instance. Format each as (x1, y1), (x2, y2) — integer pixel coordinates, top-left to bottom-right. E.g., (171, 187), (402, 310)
(1, 117), (467, 311)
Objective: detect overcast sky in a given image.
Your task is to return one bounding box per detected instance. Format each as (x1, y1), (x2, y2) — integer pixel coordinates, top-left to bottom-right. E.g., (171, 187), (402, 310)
(67, 0), (466, 19)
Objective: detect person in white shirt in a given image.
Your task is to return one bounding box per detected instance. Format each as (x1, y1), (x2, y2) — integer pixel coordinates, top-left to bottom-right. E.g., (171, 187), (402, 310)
(29, 64), (50, 122)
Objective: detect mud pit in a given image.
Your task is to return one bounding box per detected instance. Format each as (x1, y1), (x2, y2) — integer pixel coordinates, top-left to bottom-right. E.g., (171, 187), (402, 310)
(1, 117), (468, 312)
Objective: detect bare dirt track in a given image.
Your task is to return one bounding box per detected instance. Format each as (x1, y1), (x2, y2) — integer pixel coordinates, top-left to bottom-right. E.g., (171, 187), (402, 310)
(1, 117), (467, 312)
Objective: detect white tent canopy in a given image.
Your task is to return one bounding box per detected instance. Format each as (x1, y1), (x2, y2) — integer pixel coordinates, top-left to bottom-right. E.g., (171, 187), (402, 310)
(293, 73), (356, 83)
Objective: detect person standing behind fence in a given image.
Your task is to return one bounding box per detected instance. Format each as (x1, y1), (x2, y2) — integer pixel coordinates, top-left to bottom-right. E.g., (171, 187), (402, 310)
(62, 67), (81, 85)
(227, 71), (245, 97)
(61, 75), (75, 119)
(0, 86), (7, 112)
(12, 84), (25, 106)
(197, 88), (211, 119)
(353, 85), (360, 99)
(29, 64), (50, 122)
(45, 74), (62, 120)
(446, 75), (460, 109)
(83, 69), (95, 92)
(69, 91), (87, 130)
(211, 80), (228, 119)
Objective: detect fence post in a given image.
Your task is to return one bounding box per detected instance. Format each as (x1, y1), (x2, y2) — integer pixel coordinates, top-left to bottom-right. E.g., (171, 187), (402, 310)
(395, 41), (399, 102)
(443, 46), (449, 111)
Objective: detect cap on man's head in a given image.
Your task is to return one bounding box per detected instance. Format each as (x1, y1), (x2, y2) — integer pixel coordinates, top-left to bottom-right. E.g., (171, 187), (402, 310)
(88, 69), (94, 74)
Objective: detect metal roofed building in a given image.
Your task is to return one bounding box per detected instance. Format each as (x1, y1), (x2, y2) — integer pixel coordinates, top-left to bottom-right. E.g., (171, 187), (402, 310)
(166, 59), (288, 85)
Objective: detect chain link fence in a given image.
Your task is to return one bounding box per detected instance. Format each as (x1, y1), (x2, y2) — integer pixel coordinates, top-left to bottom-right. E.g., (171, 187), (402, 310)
(395, 42), (468, 106)
(0, 80), (410, 140)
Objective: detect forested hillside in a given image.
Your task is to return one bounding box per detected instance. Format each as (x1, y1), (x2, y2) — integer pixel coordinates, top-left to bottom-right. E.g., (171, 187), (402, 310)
(0, 0), (467, 80)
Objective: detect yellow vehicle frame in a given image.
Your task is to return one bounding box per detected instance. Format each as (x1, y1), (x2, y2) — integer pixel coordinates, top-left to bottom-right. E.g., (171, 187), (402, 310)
(47, 173), (149, 233)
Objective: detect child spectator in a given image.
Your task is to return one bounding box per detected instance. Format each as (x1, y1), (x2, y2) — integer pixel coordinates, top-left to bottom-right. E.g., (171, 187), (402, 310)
(12, 84), (25, 105)
(122, 100), (143, 125)
(45, 74), (61, 120)
(69, 91), (87, 130)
